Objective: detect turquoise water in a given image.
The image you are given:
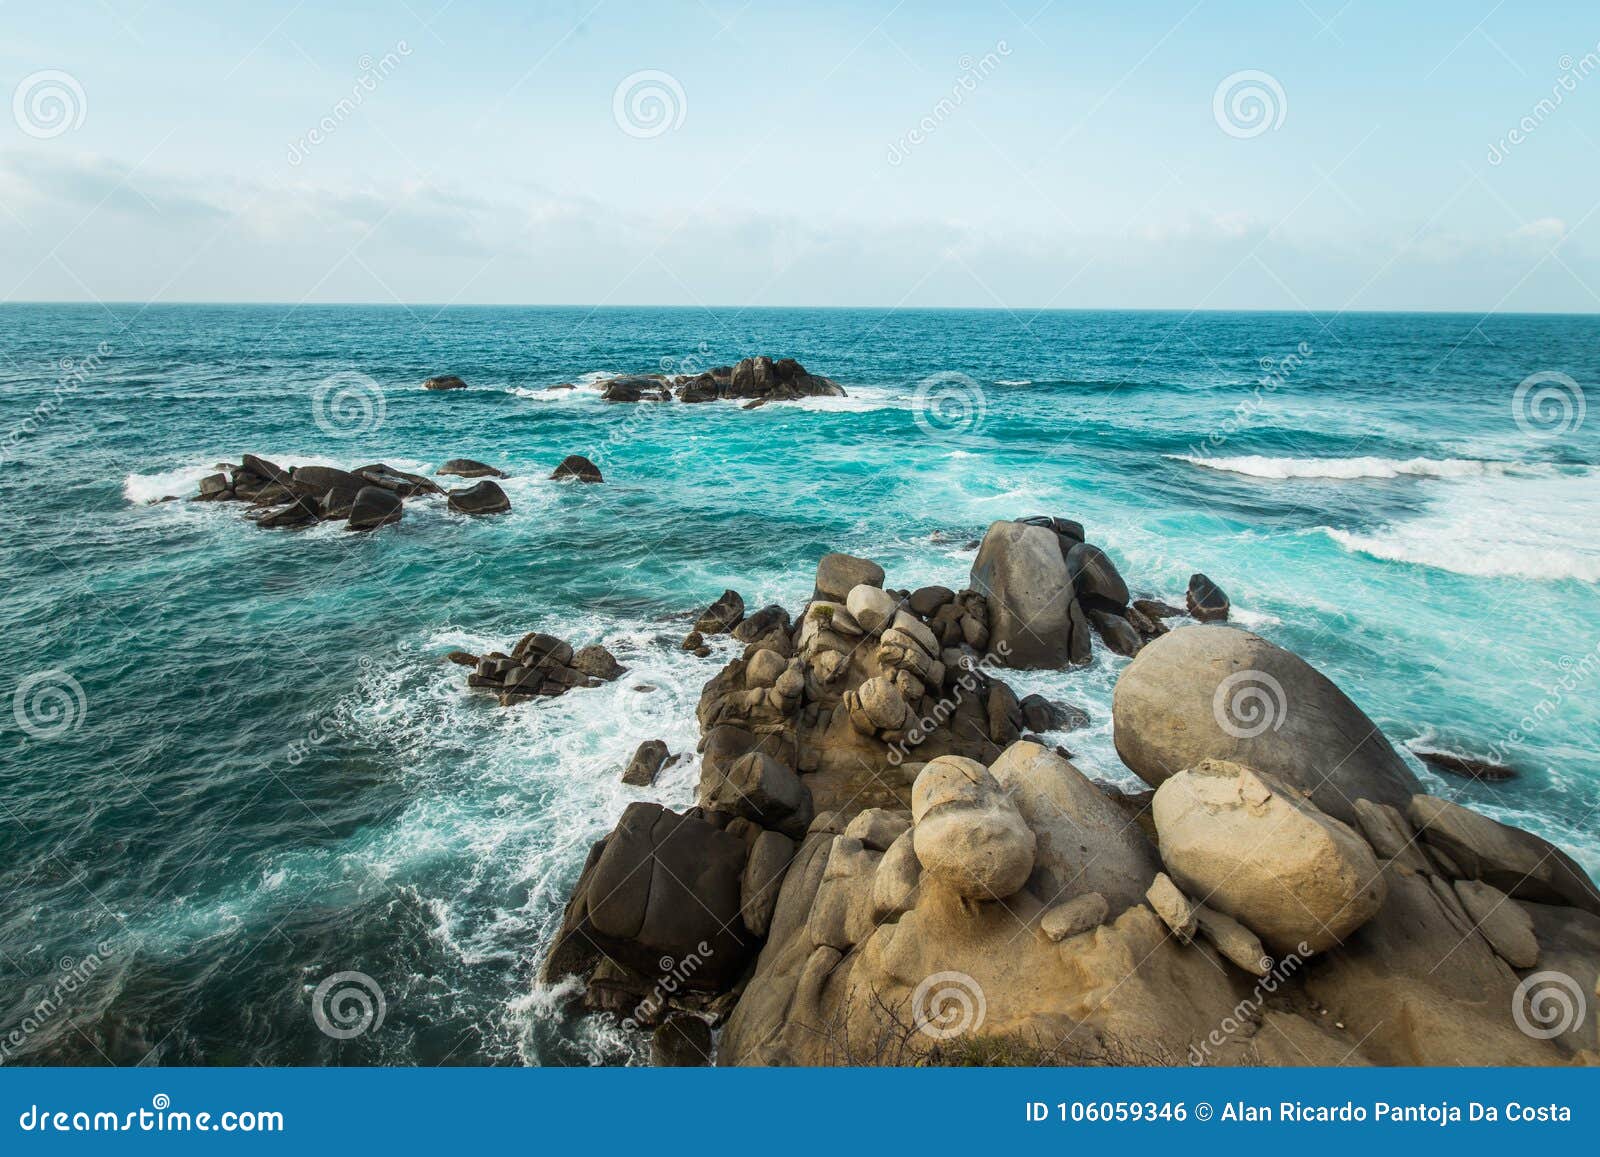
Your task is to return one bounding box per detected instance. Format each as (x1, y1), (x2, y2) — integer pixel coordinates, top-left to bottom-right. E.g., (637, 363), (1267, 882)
(2, 304), (1597, 1065)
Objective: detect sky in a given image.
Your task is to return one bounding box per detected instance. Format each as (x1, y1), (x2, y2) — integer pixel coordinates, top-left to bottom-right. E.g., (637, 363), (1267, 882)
(3, 0), (1600, 310)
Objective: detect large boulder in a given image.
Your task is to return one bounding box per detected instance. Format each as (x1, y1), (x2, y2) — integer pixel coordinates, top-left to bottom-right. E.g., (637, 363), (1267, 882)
(447, 480), (511, 515)
(286, 465), (365, 503)
(346, 485), (404, 531)
(910, 756), (1035, 901)
(988, 740), (1160, 913)
(541, 803), (752, 991)
(1112, 625), (1421, 826)
(1065, 542), (1129, 609)
(969, 520), (1089, 668)
(1152, 760), (1386, 953)
(1407, 795), (1600, 916)
(813, 553), (884, 603)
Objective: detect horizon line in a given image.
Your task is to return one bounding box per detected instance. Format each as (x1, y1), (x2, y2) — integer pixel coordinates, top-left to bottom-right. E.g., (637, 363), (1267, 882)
(4, 301), (1600, 318)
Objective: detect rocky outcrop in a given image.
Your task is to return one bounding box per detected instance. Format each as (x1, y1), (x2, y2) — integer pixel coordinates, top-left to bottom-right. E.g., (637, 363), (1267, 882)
(194, 454), (458, 532)
(463, 630), (624, 706)
(1113, 625), (1422, 825)
(537, 531), (1600, 1069)
(970, 521), (1086, 667)
(676, 356), (845, 404)
(422, 374), (468, 390)
(598, 375), (673, 403)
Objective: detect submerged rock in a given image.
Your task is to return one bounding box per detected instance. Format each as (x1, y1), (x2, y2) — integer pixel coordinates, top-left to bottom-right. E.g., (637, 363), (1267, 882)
(550, 455), (603, 483)
(438, 458), (507, 479)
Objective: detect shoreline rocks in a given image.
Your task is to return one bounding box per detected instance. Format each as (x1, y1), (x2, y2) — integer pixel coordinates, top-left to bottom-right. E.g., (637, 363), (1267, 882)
(532, 530), (1600, 1069)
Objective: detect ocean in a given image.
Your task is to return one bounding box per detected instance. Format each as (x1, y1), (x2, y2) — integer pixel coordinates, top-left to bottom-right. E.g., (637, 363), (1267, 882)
(1, 303), (1596, 1065)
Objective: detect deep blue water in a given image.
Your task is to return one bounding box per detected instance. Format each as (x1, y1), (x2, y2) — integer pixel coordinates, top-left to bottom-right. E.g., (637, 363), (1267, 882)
(1, 304), (1596, 1065)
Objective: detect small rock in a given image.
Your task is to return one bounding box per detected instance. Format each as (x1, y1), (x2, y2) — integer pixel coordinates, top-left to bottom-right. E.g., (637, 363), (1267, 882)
(550, 455), (603, 483)
(1452, 879), (1540, 968)
(1146, 872), (1198, 942)
(423, 374), (468, 390)
(694, 589), (745, 635)
(438, 458), (507, 479)
(908, 585), (955, 617)
(1195, 905), (1271, 975)
(846, 584), (897, 634)
(814, 552), (885, 603)
(571, 644), (624, 681)
(623, 739), (670, 787)
(445, 651), (479, 667)
(842, 807), (912, 852)
(1040, 892), (1108, 941)
(1186, 573), (1230, 622)
(1410, 745), (1518, 782)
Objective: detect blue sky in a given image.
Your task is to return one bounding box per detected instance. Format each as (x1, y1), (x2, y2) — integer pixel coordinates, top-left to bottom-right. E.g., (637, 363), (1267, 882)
(3, 0), (1600, 309)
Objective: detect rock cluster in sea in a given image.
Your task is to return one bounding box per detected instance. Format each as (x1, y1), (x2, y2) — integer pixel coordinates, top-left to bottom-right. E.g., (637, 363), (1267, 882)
(538, 515), (1600, 1068)
(452, 631), (625, 707)
(588, 355), (846, 408)
(189, 453), (519, 530)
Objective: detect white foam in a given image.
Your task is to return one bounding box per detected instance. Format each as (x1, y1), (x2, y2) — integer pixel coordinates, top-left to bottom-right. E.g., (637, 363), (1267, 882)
(994, 378), (1032, 386)
(1321, 470), (1600, 582)
(1170, 454), (1540, 480)
(123, 464), (219, 504)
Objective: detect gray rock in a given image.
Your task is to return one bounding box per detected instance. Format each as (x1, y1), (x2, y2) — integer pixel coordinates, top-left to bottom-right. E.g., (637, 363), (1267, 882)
(814, 552), (885, 603)
(1186, 572), (1229, 621)
(1408, 794), (1600, 915)
(446, 480), (511, 515)
(741, 830), (796, 936)
(1066, 541), (1130, 608)
(970, 520), (1088, 668)
(438, 458), (507, 479)
(550, 455), (603, 483)
(623, 739), (670, 787)
(1453, 879), (1539, 969)
(1112, 625), (1422, 826)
